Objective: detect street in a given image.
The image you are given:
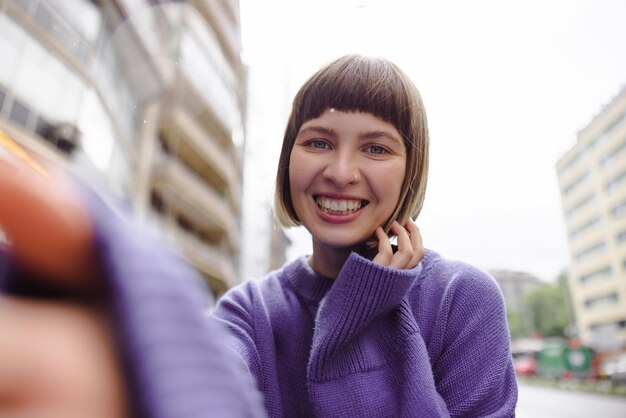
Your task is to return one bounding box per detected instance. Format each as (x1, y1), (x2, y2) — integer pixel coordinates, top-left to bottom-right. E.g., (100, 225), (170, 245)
(516, 381), (626, 417)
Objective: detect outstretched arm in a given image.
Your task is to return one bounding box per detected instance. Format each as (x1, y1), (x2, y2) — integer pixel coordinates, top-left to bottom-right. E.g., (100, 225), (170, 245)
(0, 138), (266, 418)
(0, 138), (127, 417)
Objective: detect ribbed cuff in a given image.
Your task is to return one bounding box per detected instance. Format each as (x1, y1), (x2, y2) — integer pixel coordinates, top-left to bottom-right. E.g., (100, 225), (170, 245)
(309, 253), (421, 381)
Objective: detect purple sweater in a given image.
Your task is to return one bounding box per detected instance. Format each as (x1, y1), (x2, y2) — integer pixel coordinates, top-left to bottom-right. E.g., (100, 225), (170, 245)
(213, 252), (518, 417)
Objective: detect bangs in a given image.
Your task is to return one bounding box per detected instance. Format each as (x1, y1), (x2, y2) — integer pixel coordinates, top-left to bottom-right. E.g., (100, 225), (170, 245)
(293, 56), (411, 141)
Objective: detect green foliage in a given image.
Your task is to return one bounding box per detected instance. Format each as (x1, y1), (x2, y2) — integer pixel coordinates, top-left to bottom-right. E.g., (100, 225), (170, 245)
(523, 283), (570, 338)
(507, 309), (526, 340)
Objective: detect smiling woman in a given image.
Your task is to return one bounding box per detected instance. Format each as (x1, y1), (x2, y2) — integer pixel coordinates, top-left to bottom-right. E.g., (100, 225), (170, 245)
(0, 55), (517, 418)
(212, 54), (518, 417)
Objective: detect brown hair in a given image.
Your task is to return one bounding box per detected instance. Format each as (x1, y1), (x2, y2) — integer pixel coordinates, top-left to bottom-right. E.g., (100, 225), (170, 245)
(274, 55), (429, 234)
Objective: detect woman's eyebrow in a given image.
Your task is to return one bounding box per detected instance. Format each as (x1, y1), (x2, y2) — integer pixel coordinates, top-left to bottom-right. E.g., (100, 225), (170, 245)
(298, 126), (337, 138)
(360, 130), (403, 145)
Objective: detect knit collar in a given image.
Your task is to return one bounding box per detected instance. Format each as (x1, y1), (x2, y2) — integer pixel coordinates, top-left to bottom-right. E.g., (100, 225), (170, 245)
(283, 248), (436, 306)
(283, 255), (335, 303)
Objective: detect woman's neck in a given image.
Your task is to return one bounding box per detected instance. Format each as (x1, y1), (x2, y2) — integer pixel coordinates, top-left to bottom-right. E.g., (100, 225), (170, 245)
(308, 240), (374, 279)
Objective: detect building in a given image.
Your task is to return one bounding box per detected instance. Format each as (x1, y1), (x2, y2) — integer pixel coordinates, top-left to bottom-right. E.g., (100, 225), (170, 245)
(491, 269), (542, 339)
(268, 217), (291, 271)
(556, 85), (626, 351)
(0, 0), (247, 296)
(490, 269), (541, 313)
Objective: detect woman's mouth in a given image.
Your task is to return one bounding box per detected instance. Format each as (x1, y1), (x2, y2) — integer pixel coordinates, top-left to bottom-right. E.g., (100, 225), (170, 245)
(314, 195), (369, 215)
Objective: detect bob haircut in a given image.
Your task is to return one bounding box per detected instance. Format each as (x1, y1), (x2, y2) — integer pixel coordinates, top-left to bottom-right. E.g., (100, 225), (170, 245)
(274, 54), (429, 235)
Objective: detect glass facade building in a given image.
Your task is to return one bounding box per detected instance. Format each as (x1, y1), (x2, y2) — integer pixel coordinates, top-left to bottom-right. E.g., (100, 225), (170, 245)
(0, 0), (247, 295)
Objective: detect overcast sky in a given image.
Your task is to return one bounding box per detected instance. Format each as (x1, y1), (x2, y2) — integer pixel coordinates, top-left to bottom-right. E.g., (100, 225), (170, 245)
(238, 0), (626, 282)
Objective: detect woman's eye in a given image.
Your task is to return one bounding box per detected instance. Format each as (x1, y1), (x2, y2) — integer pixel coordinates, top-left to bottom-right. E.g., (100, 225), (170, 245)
(366, 145), (387, 155)
(310, 140), (330, 149)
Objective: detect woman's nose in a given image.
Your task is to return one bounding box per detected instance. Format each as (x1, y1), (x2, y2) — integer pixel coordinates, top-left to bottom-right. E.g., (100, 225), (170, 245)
(323, 158), (359, 188)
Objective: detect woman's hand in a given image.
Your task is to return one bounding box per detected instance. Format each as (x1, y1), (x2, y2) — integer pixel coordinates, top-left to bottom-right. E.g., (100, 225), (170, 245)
(0, 297), (129, 418)
(372, 219), (424, 269)
(0, 137), (98, 290)
(0, 136), (127, 417)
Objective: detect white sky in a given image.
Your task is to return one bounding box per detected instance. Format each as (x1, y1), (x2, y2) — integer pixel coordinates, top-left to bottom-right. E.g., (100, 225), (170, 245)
(238, 0), (626, 282)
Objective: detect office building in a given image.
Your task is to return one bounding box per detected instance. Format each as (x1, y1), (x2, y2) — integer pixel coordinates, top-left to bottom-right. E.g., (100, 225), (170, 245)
(556, 85), (626, 351)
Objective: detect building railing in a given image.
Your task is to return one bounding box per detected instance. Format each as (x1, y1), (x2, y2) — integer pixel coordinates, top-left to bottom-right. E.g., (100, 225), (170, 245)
(172, 224), (238, 290)
(153, 150), (238, 247)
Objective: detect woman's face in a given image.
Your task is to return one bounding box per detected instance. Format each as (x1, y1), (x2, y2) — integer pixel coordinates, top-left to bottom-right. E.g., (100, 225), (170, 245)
(289, 109), (406, 250)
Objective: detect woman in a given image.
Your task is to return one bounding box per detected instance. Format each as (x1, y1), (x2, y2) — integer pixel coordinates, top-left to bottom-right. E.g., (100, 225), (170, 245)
(212, 55), (518, 417)
(0, 55), (517, 417)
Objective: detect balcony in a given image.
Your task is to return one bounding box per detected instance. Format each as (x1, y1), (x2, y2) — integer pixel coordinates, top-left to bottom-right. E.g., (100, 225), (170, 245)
(164, 104), (235, 180)
(160, 103), (242, 212)
(172, 225), (238, 293)
(176, 24), (241, 137)
(191, 0), (242, 68)
(152, 150), (238, 248)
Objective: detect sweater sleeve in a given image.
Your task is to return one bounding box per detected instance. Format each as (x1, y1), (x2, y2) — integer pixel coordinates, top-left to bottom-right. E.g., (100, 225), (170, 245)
(427, 264), (518, 417)
(212, 279), (286, 418)
(308, 253), (451, 417)
(86, 189), (267, 418)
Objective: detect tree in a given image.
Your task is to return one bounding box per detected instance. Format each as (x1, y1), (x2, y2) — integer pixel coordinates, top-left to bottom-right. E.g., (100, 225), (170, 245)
(522, 283), (570, 338)
(507, 309), (526, 340)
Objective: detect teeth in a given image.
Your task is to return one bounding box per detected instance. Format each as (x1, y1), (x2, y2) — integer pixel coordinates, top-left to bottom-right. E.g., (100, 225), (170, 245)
(316, 197), (362, 214)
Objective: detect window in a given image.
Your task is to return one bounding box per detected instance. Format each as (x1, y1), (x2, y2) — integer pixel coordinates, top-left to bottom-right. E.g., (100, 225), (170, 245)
(0, 15), (26, 87)
(566, 193), (596, 219)
(585, 293), (619, 310)
(1, 88), (75, 155)
(600, 139), (626, 170)
(561, 111), (626, 176)
(606, 170), (626, 194)
(180, 27), (240, 135)
(579, 266), (612, 285)
(35, 116), (52, 140)
(77, 88), (116, 171)
(613, 201), (626, 218)
(569, 216), (601, 240)
(9, 98), (30, 127)
(563, 172), (591, 196)
(34, 2), (54, 32)
(590, 319), (626, 332)
(14, 0), (31, 13)
(591, 111), (626, 151)
(17, 0), (98, 65)
(574, 241), (607, 262)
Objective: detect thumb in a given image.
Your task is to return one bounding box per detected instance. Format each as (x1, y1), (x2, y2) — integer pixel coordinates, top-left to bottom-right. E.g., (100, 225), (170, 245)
(0, 133), (98, 290)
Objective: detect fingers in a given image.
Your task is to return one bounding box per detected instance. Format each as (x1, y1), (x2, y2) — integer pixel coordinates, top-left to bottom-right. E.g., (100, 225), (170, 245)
(0, 140), (98, 289)
(372, 220), (424, 270)
(372, 226), (393, 265)
(405, 219), (425, 268)
(0, 296), (129, 418)
(388, 221), (413, 269)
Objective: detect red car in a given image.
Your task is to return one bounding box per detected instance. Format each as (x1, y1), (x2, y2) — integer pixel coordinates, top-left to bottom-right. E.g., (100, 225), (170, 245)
(513, 353), (538, 376)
